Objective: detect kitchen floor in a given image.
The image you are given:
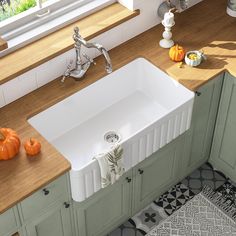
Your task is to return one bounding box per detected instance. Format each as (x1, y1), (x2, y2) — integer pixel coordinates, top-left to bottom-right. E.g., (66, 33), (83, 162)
(108, 162), (236, 236)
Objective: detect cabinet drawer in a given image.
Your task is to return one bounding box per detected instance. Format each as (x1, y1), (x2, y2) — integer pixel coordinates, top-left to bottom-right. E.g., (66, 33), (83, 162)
(0, 207), (20, 236)
(20, 174), (69, 221)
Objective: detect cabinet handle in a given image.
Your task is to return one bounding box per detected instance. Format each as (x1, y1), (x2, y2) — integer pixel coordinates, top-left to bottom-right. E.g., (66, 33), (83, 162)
(138, 169), (144, 174)
(11, 233), (19, 236)
(195, 91), (201, 96)
(126, 177), (132, 183)
(64, 202), (70, 208)
(42, 188), (50, 195)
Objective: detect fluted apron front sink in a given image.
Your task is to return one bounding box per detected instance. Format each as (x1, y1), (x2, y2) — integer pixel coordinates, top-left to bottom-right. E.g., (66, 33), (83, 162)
(28, 58), (194, 202)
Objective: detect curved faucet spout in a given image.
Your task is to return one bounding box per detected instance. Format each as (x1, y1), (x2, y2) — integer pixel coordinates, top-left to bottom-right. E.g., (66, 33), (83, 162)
(77, 39), (112, 74)
(95, 44), (112, 74)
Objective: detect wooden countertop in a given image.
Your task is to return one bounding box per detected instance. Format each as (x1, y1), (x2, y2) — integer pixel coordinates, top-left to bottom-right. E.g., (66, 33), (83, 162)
(166, 0), (236, 90)
(0, 0), (235, 213)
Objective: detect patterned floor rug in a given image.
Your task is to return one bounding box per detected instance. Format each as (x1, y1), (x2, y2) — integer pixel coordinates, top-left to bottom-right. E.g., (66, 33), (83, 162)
(146, 186), (236, 236)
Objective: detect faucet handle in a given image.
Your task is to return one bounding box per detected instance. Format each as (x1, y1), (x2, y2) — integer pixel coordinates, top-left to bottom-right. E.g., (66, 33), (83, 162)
(61, 60), (73, 83)
(83, 53), (96, 65)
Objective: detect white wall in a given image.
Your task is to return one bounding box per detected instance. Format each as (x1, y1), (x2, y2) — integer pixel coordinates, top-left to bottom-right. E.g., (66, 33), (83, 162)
(0, 0), (202, 108)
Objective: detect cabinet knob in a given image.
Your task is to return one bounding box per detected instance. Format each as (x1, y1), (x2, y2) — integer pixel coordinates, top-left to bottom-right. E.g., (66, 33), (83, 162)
(11, 233), (19, 236)
(126, 177), (132, 183)
(43, 188), (50, 195)
(64, 202), (70, 208)
(138, 169), (144, 174)
(195, 91), (201, 96)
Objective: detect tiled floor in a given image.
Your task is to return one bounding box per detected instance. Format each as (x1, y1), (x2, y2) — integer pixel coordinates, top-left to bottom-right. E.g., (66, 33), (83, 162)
(108, 162), (235, 236)
(182, 163), (226, 194)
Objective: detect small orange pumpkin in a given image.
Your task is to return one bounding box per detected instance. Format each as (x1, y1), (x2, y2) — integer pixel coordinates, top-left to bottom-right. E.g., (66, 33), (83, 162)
(169, 44), (185, 62)
(0, 128), (21, 160)
(24, 138), (41, 156)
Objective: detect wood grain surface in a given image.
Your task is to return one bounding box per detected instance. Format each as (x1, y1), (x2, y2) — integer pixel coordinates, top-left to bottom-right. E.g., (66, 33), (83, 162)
(0, 3), (140, 84)
(0, 37), (8, 51)
(0, 0), (236, 214)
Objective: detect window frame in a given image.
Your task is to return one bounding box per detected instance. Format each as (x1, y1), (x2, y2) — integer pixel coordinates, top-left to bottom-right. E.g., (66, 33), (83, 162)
(0, 0), (115, 57)
(1, 0), (96, 36)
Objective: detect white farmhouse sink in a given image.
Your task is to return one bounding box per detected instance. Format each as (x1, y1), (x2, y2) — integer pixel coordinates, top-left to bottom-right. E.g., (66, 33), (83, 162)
(28, 58), (194, 202)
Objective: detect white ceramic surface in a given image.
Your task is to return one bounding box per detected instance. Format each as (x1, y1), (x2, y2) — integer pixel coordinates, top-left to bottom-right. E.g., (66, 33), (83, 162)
(227, 6), (236, 17)
(28, 58), (194, 202)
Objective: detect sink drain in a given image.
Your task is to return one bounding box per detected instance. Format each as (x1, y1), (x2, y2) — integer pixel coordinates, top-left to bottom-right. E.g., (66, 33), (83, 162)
(104, 131), (121, 144)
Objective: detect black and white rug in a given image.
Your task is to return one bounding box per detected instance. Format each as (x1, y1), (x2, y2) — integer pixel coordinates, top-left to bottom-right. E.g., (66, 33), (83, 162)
(216, 180), (236, 219)
(147, 186), (236, 236)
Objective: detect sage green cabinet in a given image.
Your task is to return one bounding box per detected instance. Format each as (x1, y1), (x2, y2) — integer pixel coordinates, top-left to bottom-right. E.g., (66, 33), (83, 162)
(25, 201), (73, 236)
(132, 136), (183, 214)
(210, 73), (236, 182)
(22, 174), (74, 236)
(19, 174), (70, 222)
(1, 173), (75, 236)
(74, 172), (132, 236)
(0, 206), (21, 236)
(181, 74), (223, 177)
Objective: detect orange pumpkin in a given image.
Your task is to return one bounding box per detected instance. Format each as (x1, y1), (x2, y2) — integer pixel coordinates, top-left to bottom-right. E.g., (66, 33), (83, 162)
(0, 128), (21, 160)
(169, 45), (185, 62)
(24, 138), (41, 156)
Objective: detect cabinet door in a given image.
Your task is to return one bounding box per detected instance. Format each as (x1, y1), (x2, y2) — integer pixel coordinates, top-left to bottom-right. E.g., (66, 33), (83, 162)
(132, 137), (182, 214)
(210, 73), (236, 181)
(75, 172), (132, 236)
(0, 206), (21, 236)
(19, 174), (70, 222)
(182, 74), (223, 177)
(25, 202), (73, 236)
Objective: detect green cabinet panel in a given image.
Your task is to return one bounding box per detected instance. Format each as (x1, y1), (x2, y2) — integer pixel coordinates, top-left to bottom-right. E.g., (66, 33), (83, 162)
(25, 202), (73, 236)
(0, 207), (21, 236)
(182, 74), (223, 177)
(19, 174), (69, 222)
(210, 73), (236, 181)
(74, 172), (132, 236)
(132, 137), (183, 214)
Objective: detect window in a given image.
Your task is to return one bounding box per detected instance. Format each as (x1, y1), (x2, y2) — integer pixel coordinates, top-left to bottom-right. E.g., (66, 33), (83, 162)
(0, 0), (115, 56)
(1, 0), (51, 22)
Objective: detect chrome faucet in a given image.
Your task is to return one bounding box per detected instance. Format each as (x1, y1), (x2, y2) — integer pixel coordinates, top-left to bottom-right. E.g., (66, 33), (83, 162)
(61, 27), (112, 82)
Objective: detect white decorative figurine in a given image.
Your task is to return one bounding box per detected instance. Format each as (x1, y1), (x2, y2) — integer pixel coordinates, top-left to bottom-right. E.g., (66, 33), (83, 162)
(159, 10), (175, 48)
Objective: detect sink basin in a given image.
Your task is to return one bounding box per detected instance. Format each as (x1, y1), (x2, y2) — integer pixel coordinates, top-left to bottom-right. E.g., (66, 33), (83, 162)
(28, 58), (194, 202)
